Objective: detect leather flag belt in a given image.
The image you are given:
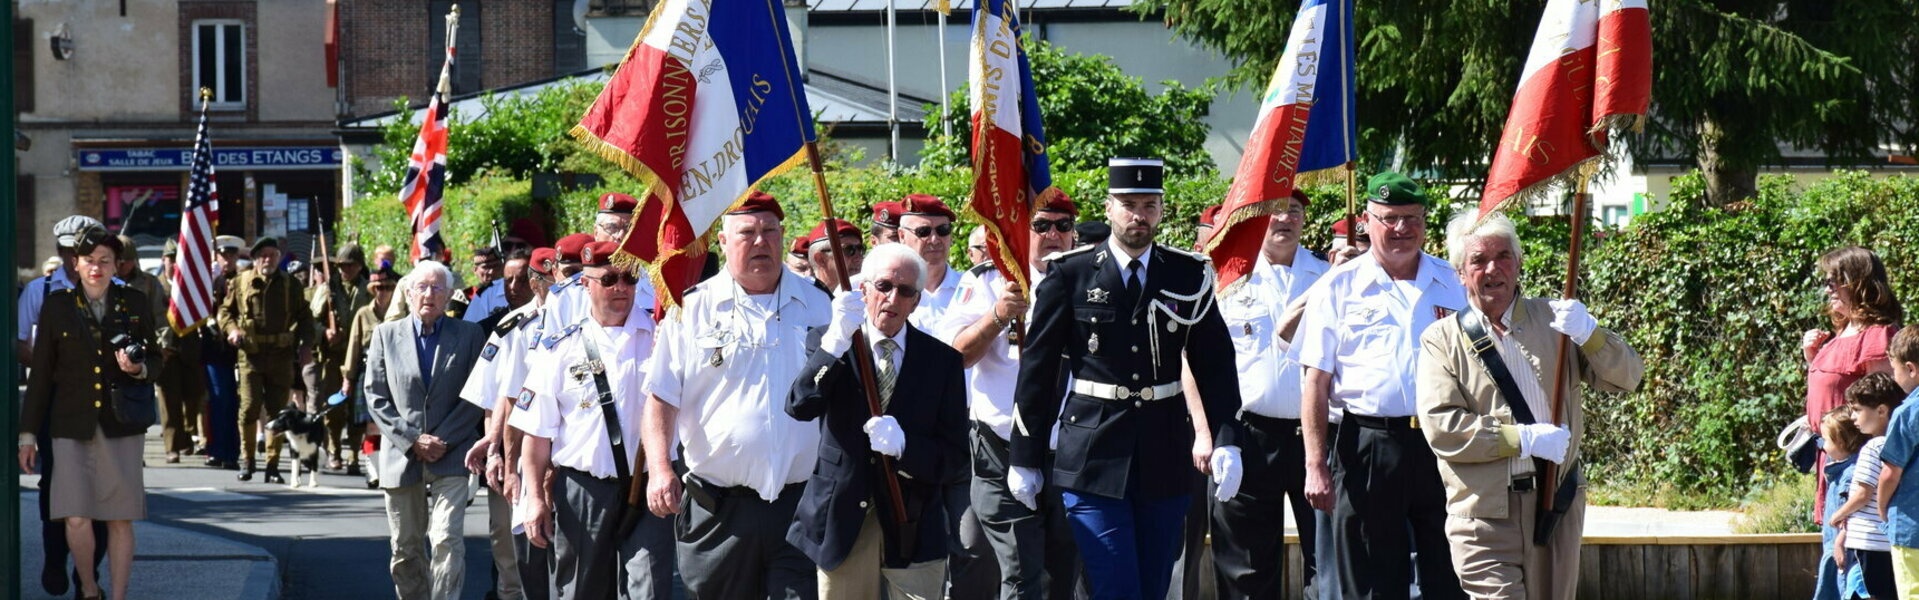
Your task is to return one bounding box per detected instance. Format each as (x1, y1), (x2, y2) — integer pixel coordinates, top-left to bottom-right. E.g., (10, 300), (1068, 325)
(1072, 380), (1181, 402)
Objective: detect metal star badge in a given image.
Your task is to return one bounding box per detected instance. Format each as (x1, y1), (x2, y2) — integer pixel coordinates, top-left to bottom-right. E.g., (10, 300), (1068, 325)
(1087, 288), (1111, 304)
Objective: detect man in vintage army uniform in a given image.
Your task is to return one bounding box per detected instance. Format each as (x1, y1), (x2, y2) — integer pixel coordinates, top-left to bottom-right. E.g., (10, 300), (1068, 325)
(221, 236), (317, 483)
(1008, 157), (1247, 600)
(313, 242), (373, 470)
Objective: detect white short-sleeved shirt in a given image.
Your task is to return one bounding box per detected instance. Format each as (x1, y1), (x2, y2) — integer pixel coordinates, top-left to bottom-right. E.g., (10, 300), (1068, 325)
(642, 269), (830, 501)
(459, 298), (545, 410)
(1293, 251), (1467, 418)
(545, 273), (658, 335)
(907, 263), (964, 336)
(508, 314), (656, 479)
(938, 267), (1047, 441)
(1221, 247), (1328, 419)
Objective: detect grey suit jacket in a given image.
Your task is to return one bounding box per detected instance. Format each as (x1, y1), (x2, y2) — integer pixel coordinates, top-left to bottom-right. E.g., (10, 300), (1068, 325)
(365, 315), (487, 489)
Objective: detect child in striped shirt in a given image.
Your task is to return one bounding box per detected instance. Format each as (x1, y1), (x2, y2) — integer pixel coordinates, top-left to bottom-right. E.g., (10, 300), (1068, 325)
(1834, 373), (1908, 599)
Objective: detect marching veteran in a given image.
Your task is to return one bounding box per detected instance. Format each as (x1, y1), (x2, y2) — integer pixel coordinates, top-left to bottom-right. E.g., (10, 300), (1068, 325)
(787, 243), (969, 599)
(515, 241), (674, 600)
(1416, 212), (1644, 599)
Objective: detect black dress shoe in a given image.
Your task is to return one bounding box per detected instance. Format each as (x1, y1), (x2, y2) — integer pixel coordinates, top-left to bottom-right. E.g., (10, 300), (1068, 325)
(345, 463), (362, 476)
(263, 470), (285, 485)
(42, 561), (68, 595)
(238, 460), (256, 481)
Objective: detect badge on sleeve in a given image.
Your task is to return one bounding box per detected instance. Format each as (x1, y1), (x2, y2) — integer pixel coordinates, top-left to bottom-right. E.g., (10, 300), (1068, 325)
(514, 388), (535, 410)
(481, 343), (499, 360)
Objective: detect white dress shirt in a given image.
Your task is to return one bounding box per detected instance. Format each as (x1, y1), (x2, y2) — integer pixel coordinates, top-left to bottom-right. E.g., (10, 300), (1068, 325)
(1294, 251), (1467, 418)
(1108, 238), (1152, 290)
(1221, 246), (1329, 419)
(1489, 301), (1552, 478)
(510, 313), (656, 479)
(642, 269), (830, 501)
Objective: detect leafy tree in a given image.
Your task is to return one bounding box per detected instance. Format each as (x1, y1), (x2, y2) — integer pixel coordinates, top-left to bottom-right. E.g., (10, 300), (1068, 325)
(354, 80), (614, 201)
(1144, 0), (1918, 205)
(920, 39), (1217, 175)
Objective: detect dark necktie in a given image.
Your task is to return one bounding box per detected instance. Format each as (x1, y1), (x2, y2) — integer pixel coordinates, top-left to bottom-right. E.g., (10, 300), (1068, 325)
(1124, 261), (1143, 308)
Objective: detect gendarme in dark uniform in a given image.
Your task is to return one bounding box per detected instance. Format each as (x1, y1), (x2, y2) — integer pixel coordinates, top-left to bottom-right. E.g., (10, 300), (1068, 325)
(1010, 157), (1245, 600)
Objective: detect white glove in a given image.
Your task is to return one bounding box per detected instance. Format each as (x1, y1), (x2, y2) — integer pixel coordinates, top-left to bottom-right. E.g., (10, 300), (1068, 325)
(863, 416), (904, 458)
(820, 287), (868, 357)
(1547, 299), (1597, 345)
(1517, 423), (1571, 464)
(1210, 445), (1244, 502)
(1008, 466), (1042, 510)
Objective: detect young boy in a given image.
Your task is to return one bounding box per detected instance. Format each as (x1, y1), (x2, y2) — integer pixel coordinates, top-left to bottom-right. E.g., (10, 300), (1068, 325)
(1820, 406), (1868, 600)
(1872, 325), (1919, 596)
(1835, 372), (1908, 598)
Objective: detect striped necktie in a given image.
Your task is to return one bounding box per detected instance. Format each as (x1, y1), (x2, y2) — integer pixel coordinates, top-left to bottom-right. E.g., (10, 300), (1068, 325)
(876, 338), (899, 410)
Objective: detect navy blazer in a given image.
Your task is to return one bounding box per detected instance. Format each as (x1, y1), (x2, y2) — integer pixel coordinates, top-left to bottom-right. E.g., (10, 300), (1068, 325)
(787, 324), (968, 570)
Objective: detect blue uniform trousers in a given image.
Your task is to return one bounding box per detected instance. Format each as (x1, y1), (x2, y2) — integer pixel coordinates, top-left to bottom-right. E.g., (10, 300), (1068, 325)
(1062, 489), (1190, 600)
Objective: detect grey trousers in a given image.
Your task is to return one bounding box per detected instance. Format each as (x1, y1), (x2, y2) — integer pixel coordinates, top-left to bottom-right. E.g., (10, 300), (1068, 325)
(551, 468), (676, 600)
(487, 488), (527, 600)
(944, 480), (999, 598)
(675, 476), (816, 600)
(383, 470), (473, 600)
(969, 425), (1085, 600)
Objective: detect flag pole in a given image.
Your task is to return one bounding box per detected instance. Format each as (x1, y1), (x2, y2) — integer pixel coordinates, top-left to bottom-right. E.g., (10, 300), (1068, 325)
(804, 140), (911, 523)
(1539, 164), (1593, 515)
(1343, 161), (1357, 245)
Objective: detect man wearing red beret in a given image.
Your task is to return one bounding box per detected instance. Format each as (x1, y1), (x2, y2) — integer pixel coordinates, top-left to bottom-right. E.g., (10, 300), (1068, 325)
(871, 201), (903, 245)
(596, 192), (639, 243)
(802, 218), (867, 292)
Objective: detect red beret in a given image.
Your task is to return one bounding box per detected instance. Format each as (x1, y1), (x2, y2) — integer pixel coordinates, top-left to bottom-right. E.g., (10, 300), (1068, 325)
(726, 191), (784, 220)
(1198, 205), (1225, 227)
(804, 218), (861, 251)
(1291, 189), (1311, 207)
(599, 192), (638, 215)
(789, 236), (809, 257)
(554, 233), (594, 263)
(580, 241), (621, 267)
(1330, 218), (1352, 237)
(530, 248), (558, 276)
(1038, 192), (1077, 216)
(900, 194), (955, 221)
(871, 201), (903, 228)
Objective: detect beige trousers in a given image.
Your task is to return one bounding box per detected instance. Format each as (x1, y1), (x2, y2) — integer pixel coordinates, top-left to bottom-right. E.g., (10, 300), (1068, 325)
(486, 487), (526, 600)
(1444, 486), (1587, 600)
(383, 470), (473, 600)
(818, 509), (947, 600)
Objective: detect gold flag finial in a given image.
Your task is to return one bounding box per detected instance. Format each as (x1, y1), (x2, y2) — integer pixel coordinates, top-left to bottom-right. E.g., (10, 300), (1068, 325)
(200, 87), (212, 100)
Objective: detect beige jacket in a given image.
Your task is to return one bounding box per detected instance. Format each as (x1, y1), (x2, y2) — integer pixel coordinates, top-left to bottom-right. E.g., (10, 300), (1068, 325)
(1416, 297), (1644, 519)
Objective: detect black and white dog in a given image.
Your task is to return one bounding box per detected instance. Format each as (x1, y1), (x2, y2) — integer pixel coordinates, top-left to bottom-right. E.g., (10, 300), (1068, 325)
(265, 405), (329, 488)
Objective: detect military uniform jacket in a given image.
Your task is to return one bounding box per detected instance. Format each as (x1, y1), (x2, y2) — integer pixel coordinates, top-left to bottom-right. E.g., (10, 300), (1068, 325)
(787, 324), (968, 570)
(218, 269), (314, 355)
(21, 284), (158, 440)
(314, 275), (373, 380)
(1012, 240), (1244, 500)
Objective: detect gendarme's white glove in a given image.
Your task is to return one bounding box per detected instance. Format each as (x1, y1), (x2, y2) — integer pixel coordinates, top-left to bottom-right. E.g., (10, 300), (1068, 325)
(1517, 423), (1571, 464)
(1008, 466), (1042, 510)
(1547, 299), (1597, 345)
(820, 286), (868, 357)
(1210, 445), (1244, 502)
(863, 416), (904, 458)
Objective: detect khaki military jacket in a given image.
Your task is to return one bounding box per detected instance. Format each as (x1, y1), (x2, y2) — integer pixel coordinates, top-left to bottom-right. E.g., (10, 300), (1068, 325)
(218, 269), (314, 354)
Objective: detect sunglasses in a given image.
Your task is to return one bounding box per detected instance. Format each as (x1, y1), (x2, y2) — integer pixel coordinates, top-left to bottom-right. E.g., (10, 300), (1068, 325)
(869, 279), (921, 298)
(1031, 218), (1075, 234)
(589, 271), (642, 287)
(904, 223), (954, 239)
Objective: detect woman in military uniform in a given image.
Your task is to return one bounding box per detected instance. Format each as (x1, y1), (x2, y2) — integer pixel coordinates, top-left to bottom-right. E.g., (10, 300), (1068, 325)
(17, 228), (158, 600)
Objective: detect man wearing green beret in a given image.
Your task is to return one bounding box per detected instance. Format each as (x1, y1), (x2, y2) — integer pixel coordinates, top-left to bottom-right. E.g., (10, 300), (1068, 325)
(220, 236), (315, 484)
(1294, 173), (1470, 599)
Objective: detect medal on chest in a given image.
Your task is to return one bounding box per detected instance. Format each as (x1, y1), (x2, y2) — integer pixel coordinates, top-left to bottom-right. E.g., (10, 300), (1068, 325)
(1088, 332), (1100, 354)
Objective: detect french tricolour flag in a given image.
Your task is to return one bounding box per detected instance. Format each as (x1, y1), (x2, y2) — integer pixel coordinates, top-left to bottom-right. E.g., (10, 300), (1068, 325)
(571, 0), (815, 312)
(1481, 0), (1652, 215)
(1207, 0), (1353, 292)
(967, 0), (1059, 296)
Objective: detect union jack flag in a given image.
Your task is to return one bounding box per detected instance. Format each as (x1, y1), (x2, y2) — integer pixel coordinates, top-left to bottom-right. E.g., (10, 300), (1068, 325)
(399, 6), (460, 262)
(168, 91), (220, 335)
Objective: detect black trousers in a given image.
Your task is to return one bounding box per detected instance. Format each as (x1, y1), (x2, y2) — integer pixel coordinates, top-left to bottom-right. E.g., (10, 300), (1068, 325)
(36, 421), (107, 583)
(970, 424), (1087, 600)
(1211, 414), (1318, 600)
(1332, 417), (1465, 600)
(1856, 549), (1896, 599)
(675, 478), (815, 600)
(514, 531), (552, 600)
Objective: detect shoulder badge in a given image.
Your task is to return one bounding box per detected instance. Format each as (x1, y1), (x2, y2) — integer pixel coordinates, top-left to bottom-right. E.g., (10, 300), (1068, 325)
(494, 311), (529, 335)
(968, 261), (995, 277)
(1039, 244), (1098, 264)
(514, 388), (535, 410)
(480, 342), (499, 361)
(1310, 249), (1329, 263)
(542, 322), (584, 349)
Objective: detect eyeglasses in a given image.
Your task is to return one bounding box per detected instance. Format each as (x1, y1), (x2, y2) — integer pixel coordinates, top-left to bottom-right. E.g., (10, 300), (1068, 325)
(869, 279), (921, 298)
(1032, 218), (1075, 234)
(589, 271), (642, 288)
(1365, 210), (1426, 229)
(904, 223), (954, 239)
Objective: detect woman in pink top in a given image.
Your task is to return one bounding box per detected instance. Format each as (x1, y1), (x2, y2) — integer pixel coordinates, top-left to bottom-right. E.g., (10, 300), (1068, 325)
(1806, 246), (1903, 522)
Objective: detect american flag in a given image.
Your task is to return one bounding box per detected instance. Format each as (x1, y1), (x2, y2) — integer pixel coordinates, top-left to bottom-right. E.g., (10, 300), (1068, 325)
(399, 6), (459, 262)
(168, 91), (220, 335)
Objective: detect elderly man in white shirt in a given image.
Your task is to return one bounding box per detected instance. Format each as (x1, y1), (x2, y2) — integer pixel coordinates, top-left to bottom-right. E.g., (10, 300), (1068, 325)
(641, 192), (831, 599)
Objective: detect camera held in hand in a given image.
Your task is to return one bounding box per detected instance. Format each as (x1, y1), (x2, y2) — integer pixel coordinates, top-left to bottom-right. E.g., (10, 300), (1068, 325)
(109, 333), (147, 364)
